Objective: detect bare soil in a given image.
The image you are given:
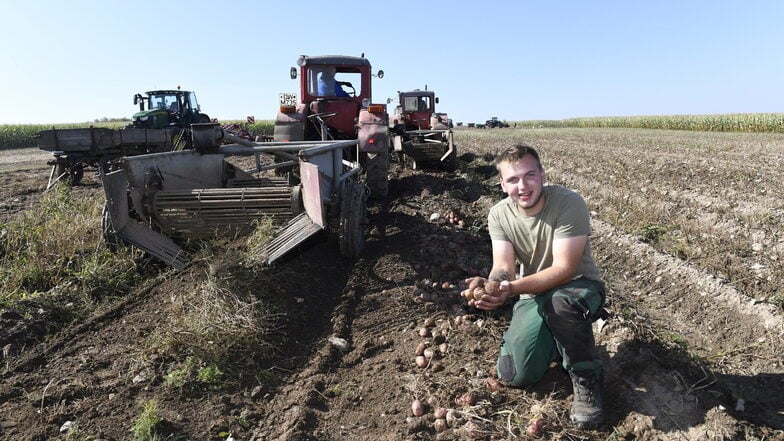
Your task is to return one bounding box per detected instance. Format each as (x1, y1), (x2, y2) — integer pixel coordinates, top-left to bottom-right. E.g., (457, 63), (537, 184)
(1, 128), (782, 441)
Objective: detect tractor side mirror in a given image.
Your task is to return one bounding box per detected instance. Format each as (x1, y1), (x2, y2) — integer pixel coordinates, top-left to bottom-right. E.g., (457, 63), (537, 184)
(290, 67), (297, 79)
(376, 70), (384, 79)
(386, 98), (392, 104)
(133, 94), (145, 110)
(435, 97), (440, 104)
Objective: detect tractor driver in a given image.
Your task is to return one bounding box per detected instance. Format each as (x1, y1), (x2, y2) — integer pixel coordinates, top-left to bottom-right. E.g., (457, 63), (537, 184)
(317, 68), (350, 98)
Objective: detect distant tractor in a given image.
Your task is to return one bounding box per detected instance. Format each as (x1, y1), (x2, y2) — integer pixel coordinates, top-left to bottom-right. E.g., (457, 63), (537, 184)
(389, 89), (457, 171)
(274, 54), (391, 199)
(36, 88), (211, 187)
(131, 89), (211, 129)
(484, 116), (509, 128)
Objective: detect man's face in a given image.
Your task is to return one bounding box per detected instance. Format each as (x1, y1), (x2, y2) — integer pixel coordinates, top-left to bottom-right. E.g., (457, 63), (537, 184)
(498, 154), (546, 215)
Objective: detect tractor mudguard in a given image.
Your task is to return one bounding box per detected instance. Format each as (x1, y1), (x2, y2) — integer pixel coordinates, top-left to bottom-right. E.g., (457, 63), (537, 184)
(431, 113), (451, 130)
(274, 121), (305, 142)
(274, 109), (307, 142)
(357, 109), (389, 153)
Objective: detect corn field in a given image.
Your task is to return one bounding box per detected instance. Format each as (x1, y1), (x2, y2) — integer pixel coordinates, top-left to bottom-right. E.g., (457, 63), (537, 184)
(563, 113), (784, 132)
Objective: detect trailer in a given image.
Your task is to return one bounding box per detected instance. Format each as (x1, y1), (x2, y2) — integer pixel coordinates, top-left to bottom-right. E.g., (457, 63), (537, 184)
(37, 126), (174, 187)
(37, 88), (211, 188)
(101, 123), (368, 269)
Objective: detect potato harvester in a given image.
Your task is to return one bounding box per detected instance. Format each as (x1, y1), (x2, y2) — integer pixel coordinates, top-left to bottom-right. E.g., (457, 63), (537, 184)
(101, 123), (367, 269)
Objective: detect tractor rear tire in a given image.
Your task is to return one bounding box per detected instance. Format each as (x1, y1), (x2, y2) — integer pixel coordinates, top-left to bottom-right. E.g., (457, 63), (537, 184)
(339, 181), (367, 258)
(364, 149), (389, 199)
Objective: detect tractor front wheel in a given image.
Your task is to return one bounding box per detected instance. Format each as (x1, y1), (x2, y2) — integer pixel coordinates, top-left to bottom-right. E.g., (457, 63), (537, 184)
(363, 149), (389, 199)
(339, 181), (367, 258)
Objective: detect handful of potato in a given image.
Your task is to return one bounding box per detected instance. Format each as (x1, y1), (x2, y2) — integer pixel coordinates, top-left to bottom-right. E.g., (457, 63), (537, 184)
(460, 279), (500, 301)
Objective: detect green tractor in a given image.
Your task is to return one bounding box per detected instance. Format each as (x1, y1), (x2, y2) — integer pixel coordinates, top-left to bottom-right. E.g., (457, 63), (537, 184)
(132, 89), (211, 128)
(131, 89), (212, 146)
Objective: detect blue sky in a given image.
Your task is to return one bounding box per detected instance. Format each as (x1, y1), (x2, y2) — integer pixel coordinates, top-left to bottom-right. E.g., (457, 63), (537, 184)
(1, 0), (782, 124)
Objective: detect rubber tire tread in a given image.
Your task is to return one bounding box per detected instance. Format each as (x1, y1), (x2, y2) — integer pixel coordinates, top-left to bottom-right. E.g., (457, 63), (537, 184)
(339, 182), (366, 258)
(364, 149), (389, 199)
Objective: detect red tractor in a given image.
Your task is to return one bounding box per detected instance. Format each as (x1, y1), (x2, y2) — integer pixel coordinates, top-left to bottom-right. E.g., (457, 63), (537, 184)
(274, 54), (390, 198)
(389, 88), (457, 171)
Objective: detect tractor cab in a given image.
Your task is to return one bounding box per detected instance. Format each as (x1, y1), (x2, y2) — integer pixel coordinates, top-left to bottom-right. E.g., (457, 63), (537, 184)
(276, 55), (385, 141)
(132, 89), (210, 130)
(393, 90), (439, 131)
(274, 54), (391, 198)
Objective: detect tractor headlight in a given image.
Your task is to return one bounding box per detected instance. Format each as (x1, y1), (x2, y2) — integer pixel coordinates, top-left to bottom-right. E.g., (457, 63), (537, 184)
(362, 98), (370, 108)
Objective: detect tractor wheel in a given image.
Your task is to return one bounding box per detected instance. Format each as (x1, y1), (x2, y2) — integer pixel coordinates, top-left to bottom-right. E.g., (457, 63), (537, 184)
(102, 203), (123, 251)
(56, 162), (84, 185)
(363, 148), (389, 199)
(339, 181), (367, 258)
(98, 156), (119, 174)
(72, 163), (84, 185)
(395, 150), (413, 170)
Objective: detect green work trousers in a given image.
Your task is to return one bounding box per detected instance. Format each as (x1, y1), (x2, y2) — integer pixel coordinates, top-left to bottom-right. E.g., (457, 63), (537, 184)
(497, 277), (604, 387)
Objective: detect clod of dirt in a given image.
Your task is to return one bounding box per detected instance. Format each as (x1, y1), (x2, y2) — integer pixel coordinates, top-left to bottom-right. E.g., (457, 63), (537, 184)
(454, 392), (475, 407)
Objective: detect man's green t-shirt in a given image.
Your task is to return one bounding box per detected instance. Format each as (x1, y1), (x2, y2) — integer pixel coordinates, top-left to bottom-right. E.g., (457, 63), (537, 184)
(487, 185), (602, 283)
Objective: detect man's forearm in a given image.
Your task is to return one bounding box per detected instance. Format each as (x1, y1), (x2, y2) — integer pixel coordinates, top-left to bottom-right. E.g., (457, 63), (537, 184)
(507, 265), (574, 296)
(488, 269), (512, 282)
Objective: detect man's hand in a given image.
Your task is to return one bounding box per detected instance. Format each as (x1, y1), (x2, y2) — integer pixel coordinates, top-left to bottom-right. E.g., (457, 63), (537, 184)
(464, 276), (485, 292)
(471, 281), (510, 310)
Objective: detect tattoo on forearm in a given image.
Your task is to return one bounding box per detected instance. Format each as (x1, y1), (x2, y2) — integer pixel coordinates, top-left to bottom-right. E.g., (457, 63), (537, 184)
(488, 270), (511, 282)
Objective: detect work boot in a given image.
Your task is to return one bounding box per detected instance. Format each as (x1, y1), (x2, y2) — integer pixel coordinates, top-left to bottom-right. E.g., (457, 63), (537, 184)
(569, 370), (603, 428)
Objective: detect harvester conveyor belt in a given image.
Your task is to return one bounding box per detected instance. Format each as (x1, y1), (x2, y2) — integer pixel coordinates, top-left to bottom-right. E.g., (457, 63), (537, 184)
(152, 187), (297, 237)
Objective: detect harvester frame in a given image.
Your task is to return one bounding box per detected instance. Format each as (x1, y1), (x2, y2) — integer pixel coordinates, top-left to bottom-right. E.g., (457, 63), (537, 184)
(101, 124), (368, 269)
